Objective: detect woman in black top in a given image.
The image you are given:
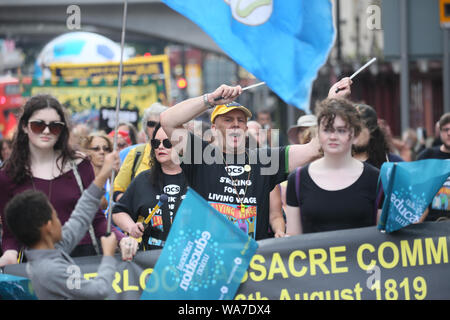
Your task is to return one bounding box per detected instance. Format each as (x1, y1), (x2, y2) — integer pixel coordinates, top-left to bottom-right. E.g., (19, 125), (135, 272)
(285, 98), (381, 234)
(112, 123), (187, 250)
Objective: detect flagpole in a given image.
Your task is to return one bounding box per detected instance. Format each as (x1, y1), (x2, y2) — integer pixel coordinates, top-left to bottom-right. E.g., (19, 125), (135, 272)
(335, 57), (377, 93)
(214, 81), (266, 101)
(106, 0), (128, 235)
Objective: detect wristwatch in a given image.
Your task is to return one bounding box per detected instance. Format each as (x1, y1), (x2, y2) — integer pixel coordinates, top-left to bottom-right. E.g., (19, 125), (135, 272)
(203, 94), (215, 108)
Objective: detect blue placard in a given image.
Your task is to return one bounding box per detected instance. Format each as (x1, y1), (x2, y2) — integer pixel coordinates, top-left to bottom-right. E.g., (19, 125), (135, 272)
(378, 159), (450, 233)
(141, 188), (258, 300)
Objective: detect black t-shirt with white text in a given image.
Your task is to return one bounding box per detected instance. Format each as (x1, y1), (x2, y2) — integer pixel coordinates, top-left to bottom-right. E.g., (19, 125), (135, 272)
(112, 170), (187, 250)
(180, 133), (289, 240)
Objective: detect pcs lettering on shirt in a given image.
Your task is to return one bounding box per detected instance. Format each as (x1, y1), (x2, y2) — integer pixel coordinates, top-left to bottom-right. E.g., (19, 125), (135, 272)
(112, 170), (187, 250)
(181, 133), (289, 241)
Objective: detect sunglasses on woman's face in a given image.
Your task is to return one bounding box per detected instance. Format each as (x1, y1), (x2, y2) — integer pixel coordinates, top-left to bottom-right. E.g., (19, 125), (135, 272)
(151, 138), (172, 149)
(28, 120), (65, 135)
(117, 142), (128, 149)
(147, 121), (158, 128)
(89, 146), (111, 153)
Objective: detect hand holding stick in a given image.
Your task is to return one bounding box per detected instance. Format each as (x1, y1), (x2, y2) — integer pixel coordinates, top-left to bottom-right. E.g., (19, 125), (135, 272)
(214, 81), (266, 101)
(131, 194), (169, 244)
(335, 58), (377, 93)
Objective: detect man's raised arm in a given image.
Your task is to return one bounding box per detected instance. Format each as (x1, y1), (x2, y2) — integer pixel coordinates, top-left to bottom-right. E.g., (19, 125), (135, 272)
(160, 84), (243, 147)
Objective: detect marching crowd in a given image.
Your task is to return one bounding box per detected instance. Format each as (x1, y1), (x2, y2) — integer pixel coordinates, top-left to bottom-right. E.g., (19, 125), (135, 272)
(0, 77), (449, 299)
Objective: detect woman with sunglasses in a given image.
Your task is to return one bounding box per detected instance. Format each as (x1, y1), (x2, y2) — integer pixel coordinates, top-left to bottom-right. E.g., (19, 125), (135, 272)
(285, 98), (381, 235)
(0, 94), (132, 266)
(81, 131), (113, 211)
(113, 102), (168, 203)
(111, 123), (187, 251)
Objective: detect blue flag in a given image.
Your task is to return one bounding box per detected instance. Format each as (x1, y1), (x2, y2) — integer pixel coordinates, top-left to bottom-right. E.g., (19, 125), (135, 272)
(162, 0), (335, 110)
(377, 160), (450, 233)
(0, 274), (37, 300)
(140, 188), (258, 300)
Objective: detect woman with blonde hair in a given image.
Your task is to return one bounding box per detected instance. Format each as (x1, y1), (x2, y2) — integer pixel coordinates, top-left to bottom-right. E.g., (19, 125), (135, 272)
(81, 131), (113, 211)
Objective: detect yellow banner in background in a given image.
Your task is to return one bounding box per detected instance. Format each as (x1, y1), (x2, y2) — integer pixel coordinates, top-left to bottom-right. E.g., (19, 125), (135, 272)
(49, 55), (171, 97)
(31, 82), (160, 115)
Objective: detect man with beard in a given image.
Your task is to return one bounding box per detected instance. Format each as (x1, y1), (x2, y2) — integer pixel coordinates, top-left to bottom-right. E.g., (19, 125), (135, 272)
(417, 112), (450, 221)
(352, 103), (403, 169)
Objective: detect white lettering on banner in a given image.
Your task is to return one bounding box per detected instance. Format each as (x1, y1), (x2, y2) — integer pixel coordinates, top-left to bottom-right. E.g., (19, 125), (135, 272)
(179, 231), (211, 291)
(176, 241), (194, 272)
(390, 193), (421, 225)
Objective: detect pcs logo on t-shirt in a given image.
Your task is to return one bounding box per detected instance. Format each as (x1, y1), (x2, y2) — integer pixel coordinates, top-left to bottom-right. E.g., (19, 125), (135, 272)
(164, 184), (181, 195)
(225, 166), (245, 177)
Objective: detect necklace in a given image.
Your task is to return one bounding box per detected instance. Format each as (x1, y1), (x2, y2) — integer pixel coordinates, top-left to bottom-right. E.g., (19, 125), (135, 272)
(222, 151), (252, 215)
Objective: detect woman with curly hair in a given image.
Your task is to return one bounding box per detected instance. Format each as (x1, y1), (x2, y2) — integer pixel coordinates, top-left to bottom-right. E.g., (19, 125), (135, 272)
(285, 98), (381, 235)
(112, 123), (187, 251)
(0, 94), (132, 266)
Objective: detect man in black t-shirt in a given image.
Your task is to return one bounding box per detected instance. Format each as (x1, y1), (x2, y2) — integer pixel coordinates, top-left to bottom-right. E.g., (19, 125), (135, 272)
(160, 81), (352, 240)
(417, 112), (450, 221)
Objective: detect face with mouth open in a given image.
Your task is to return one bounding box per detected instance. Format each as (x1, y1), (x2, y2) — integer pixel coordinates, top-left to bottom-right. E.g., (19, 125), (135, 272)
(212, 109), (248, 154)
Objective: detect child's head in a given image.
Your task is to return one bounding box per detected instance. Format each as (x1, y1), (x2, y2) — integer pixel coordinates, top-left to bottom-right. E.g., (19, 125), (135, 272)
(5, 190), (62, 248)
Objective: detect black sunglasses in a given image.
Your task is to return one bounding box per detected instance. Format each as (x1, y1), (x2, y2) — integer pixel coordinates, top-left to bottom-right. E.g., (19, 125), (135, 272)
(89, 146), (111, 153)
(147, 121), (158, 128)
(151, 138), (172, 149)
(28, 120), (65, 135)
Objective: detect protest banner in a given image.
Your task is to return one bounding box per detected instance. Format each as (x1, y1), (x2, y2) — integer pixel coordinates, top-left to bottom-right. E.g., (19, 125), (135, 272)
(49, 55), (170, 92)
(30, 55), (171, 116)
(2, 221), (450, 300)
(31, 78), (166, 117)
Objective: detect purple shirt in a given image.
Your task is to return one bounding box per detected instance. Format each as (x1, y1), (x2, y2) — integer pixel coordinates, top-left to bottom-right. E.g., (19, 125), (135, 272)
(0, 158), (124, 252)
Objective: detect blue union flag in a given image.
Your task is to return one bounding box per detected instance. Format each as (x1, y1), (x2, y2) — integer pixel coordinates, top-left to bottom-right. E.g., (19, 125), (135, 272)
(162, 0), (335, 111)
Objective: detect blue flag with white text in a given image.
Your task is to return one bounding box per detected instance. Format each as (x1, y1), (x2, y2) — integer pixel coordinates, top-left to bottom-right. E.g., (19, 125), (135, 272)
(140, 188), (258, 300)
(162, 0), (335, 110)
(377, 160), (450, 233)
